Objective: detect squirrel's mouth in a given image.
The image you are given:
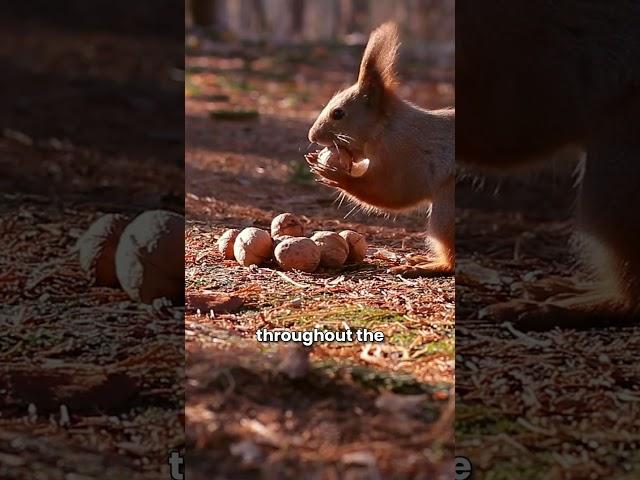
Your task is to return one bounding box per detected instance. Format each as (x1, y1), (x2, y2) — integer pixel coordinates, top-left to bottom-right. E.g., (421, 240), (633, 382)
(342, 146), (358, 162)
(334, 142), (364, 162)
(310, 144), (370, 179)
(312, 138), (364, 162)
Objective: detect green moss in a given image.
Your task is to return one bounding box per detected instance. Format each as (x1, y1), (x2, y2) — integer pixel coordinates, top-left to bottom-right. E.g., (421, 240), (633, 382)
(412, 338), (455, 357)
(483, 461), (551, 480)
(288, 160), (315, 185)
(316, 360), (451, 396)
(185, 74), (202, 97)
(271, 304), (407, 331)
(185, 65), (208, 74)
(216, 75), (252, 92)
(455, 405), (526, 436)
(389, 330), (419, 347)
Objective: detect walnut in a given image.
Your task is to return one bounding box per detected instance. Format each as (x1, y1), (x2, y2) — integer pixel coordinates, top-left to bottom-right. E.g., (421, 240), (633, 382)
(77, 214), (129, 287)
(233, 227), (273, 266)
(350, 158), (370, 177)
(318, 146), (352, 172)
(339, 230), (368, 263)
(271, 212), (304, 238)
(311, 231), (349, 269)
(217, 229), (240, 259)
(115, 210), (184, 304)
(274, 237), (321, 272)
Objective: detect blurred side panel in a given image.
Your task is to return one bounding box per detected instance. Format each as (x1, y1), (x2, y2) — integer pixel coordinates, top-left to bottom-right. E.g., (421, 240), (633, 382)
(0, 2), (185, 479)
(456, 1), (640, 478)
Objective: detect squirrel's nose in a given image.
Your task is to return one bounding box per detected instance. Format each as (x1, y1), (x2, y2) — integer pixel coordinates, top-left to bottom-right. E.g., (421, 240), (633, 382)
(308, 128), (317, 144)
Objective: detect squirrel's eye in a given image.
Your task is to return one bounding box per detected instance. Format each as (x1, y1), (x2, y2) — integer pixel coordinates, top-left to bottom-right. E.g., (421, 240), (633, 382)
(330, 108), (345, 120)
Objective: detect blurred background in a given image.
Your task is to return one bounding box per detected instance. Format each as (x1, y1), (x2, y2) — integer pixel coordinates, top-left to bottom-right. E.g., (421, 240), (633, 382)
(186, 0), (454, 68)
(0, 0), (184, 207)
(1, 2), (184, 479)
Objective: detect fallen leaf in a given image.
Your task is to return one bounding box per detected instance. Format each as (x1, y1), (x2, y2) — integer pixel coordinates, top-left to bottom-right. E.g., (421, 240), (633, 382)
(5, 366), (138, 412)
(456, 260), (501, 287)
(209, 109), (259, 121)
(186, 291), (243, 314)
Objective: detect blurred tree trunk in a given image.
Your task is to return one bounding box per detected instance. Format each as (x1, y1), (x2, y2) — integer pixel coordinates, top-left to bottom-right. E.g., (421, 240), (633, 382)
(305, 0), (340, 40)
(205, 0), (453, 68)
(236, 0), (267, 39)
(346, 0), (368, 33)
(291, 0), (305, 36)
(331, 0), (341, 37)
(251, 0), (268, 33)
(191, 0), (215, 26)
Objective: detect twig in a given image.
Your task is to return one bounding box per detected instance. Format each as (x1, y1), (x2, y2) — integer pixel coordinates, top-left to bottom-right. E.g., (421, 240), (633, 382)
(272, 270), (310, 289)
(502, 321), (552, 347)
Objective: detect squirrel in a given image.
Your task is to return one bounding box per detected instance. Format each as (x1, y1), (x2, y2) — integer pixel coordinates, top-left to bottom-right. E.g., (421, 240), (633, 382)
(457, 0), (640, 327)
(306, 23), (454, 278)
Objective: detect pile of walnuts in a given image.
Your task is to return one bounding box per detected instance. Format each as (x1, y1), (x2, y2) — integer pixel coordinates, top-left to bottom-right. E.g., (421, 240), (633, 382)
(217, 213), (368, 273)
(77, 210), (184, 305)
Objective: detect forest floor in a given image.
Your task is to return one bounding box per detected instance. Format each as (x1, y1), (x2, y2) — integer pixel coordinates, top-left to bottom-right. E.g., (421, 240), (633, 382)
(185, 37), (455, 479)
(456, 163), (640, 479)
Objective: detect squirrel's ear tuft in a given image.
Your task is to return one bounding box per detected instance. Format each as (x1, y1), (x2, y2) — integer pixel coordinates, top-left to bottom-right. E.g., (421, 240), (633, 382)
(357, 22), (400, 106)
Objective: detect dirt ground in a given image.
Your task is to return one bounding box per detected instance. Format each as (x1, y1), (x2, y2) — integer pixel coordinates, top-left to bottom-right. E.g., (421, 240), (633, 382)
(0, 9), (184, 479)
(185, 36), (455, 479)
(456, 165), (640, 479)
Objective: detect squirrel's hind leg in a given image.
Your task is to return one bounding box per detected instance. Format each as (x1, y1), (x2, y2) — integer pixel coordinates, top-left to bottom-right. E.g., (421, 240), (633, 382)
(478, 102), (640, 330)
(389, 178), (455, 278)
(389, 258), (453, 277)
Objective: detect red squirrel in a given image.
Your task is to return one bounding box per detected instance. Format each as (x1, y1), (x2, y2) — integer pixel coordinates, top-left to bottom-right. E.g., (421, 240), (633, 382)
(457, 1), (640, 327)
(306, 23), (454, 277)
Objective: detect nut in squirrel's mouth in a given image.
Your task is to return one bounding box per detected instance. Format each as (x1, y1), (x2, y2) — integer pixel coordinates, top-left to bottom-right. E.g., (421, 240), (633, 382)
(336, 144), (363, 162)
(313, 145), (370, 178)
(312, 138), (363, 161)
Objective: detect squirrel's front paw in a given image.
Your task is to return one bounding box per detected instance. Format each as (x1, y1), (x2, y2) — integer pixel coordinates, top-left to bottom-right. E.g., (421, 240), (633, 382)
(305, 152), (352, 189)
(304, 151), (319, 165)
